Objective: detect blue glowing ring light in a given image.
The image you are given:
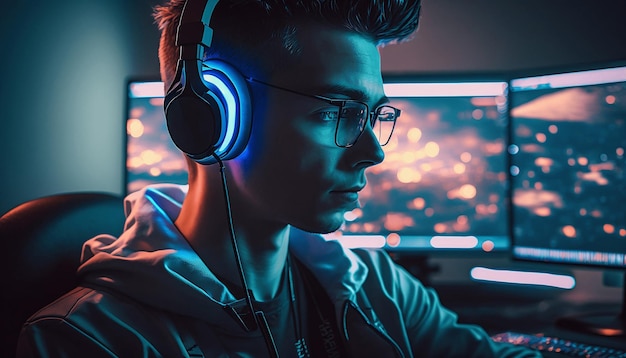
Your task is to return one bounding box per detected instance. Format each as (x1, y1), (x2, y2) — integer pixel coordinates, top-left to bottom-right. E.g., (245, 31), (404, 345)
(198, 60), (252, 165)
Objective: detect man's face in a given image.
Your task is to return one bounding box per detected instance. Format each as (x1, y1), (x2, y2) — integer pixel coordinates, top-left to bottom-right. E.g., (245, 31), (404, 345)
(228, 24), (387, 234)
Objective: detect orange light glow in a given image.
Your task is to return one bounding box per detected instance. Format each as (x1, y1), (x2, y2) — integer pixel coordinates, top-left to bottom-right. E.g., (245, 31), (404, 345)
(410, 197), (426, 210)
(548, 125), (558, 134)
(453, 163), (466, 174)
(603, 224), (615, 234)
(562, 225), (576, 238)
(534, 207), (551, 217)
(605, 95), (616, 104)
(482, 240), (495, 252)
(424, 142), (440, 157)
(535, 157), (554, 167)
(127, 157), (143, 168)
(344, 208), (363, 222)
(472, 109), (484, 120)
(397, 167), (422, 184)
(402, 152), (418, 163)
(384, 213), (415, 231)
(407, 128), (422, 142)
(459, 184), (477, 199)
(470, 97), (497, 107)
(535, 133), (547, 143)
(386, 233), (401, 247)
(127, 118), (144, 138)
(141, 150), (162, 165)
(433, 223), (447, 233)
(460, 152), (472, 163)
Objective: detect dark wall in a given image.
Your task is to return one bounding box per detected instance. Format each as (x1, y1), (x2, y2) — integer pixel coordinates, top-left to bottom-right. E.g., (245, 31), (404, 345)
(0, 0), (161, 214)
(2, 0), (626, 214)
(380, 0), (626, 75)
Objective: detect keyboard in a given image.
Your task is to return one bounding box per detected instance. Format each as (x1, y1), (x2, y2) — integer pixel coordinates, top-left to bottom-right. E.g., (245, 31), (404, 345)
(491, 331), (626, 357)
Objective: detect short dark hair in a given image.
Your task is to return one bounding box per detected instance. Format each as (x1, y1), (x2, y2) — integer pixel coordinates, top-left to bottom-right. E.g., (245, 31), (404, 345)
(154, 0), (421, 88)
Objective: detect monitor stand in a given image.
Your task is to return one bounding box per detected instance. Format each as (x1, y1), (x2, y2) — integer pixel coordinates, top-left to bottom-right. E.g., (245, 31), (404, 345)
(556, 272), (625, 337)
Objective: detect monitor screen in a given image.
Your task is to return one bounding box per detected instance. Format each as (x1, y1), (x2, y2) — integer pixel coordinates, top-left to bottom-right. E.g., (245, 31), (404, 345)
(331, 79), (511, 253)
(509, 64), (626, 268)
(125, 81), (188, 194)
(125, 77), (510, 253)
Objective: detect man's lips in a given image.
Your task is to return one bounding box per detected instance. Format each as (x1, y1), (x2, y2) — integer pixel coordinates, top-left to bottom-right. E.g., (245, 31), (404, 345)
(332, 184), (366, 193)
(330, 186), (365, 204)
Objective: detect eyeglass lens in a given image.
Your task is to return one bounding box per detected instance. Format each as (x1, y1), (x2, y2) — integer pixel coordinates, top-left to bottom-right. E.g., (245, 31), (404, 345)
(335, 103), (397, 147)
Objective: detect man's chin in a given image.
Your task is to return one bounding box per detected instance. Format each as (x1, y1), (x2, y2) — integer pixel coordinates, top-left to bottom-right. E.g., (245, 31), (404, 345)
(293, 213), (345, 235)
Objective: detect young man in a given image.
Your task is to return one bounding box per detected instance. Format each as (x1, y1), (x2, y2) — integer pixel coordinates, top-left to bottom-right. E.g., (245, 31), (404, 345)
(17, 0), (540, 356)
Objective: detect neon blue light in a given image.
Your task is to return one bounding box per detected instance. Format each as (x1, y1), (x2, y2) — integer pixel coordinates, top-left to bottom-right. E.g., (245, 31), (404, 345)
(203, 73), (237, 154)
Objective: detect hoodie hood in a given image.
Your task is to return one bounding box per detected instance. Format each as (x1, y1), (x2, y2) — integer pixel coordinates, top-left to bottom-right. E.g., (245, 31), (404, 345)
(77, 184), (368, 334)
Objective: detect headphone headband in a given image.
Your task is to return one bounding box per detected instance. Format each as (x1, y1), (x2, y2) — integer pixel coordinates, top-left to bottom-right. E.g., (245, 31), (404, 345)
(176, 0), (218, 48)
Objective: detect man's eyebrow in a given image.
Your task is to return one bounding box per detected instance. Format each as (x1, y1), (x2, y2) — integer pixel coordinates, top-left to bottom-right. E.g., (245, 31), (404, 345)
(313, 84), (389, 107)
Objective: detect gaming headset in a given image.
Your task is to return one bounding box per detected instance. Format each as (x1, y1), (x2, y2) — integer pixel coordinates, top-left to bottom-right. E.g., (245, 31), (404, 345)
(165, 3), (280, 355)
(164, 0), (252, 165)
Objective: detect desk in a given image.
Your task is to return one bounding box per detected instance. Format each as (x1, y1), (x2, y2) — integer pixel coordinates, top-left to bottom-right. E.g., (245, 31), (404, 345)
(432, 282), (626, 352)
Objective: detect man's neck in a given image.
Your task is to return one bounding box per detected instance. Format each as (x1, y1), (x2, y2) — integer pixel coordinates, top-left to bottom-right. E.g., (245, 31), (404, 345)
(175, 174), (290, 302)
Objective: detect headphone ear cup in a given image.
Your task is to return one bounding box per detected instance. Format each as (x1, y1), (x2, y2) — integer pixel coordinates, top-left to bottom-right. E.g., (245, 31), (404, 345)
(165, 75), (224, 161)
(164, 59), (251, 165)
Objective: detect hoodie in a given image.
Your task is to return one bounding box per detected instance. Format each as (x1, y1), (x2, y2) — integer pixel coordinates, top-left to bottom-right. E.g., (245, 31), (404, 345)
(16, 184), (540, 357)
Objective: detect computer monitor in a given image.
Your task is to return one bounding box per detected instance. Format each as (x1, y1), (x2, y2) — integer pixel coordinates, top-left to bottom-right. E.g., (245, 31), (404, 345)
(508, 63), (626, 336)
(125, 76), (511, 254)
(331, 76), (511, 254)
(125, 80), (187, 194)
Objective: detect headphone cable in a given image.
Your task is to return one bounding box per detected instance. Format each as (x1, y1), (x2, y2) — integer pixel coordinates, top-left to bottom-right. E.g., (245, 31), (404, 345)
(214, 154), (279, 357)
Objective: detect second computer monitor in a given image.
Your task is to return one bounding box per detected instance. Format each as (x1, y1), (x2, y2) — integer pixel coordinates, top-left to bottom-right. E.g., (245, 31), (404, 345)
(509, 63), (626, 268)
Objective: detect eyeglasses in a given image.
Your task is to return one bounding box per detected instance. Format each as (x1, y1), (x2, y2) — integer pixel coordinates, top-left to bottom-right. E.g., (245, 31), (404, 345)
(246, 78), (400, 148)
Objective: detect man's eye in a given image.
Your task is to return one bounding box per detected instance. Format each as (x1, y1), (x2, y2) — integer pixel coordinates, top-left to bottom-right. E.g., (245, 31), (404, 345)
(317, 111), (339, 122)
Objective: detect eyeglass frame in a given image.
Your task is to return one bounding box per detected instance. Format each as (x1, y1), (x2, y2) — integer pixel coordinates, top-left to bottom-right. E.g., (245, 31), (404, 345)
(245, 77), (400, 148)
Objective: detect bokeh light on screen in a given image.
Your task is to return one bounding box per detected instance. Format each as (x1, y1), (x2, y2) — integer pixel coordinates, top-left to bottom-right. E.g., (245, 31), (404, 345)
(510, 65), (626, 267)
(126, 82), (188, 194)
(335, 81), (510, 251)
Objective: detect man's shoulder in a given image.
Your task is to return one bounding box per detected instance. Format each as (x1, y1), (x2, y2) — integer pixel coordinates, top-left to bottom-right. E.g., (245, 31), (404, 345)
(25, 285), (147, 325)
(349, 248), (430, 296)
(349, 247), (396, 271)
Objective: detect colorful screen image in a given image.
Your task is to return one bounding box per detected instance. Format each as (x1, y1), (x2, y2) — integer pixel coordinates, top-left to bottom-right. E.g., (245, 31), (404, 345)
(126, 81), (188, 194)
(509, 65), (626, 267)
(331, 81), (510, 252)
